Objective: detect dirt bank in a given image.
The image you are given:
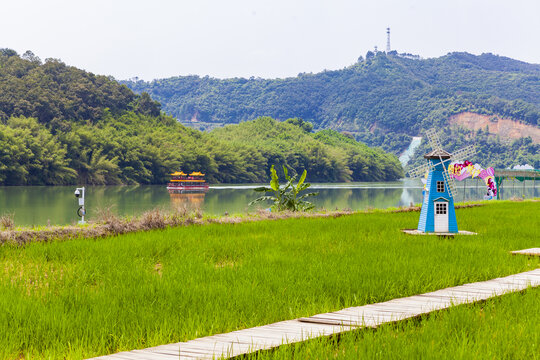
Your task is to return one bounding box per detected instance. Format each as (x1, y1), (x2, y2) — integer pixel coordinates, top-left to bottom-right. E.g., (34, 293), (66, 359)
(449, 112), (540, 143)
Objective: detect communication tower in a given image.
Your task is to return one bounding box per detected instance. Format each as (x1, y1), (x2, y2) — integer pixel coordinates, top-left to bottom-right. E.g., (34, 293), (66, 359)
(386, 27), (391, 52)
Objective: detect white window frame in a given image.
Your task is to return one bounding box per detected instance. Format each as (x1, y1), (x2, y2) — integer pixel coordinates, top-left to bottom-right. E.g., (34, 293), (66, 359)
(435, 202), (447, 214)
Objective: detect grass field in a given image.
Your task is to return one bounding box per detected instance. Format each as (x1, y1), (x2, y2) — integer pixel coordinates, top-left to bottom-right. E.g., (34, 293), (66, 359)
(0, 201), (538, 359)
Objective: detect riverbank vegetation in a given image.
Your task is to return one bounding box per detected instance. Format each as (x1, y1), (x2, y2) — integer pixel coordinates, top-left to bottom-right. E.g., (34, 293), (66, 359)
(211, 118), (403, 182)
(0, 50), (402, 185)
(0, 115), (402, 185)
(0, 201), (486, 245)
(0, 201), (537, 359)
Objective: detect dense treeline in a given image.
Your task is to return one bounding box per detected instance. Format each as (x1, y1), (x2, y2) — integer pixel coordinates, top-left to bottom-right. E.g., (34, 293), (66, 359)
(211, 117), (403, 182)
(0, 49), (403, 185)
(125, 52), (540, 149)
(0, 115), (402, 185)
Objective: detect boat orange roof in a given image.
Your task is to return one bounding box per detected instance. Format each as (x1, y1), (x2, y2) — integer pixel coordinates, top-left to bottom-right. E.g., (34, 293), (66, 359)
(170, 171), (205, 176)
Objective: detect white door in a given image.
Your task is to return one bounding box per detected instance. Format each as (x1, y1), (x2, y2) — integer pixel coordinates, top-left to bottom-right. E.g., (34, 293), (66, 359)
(434, 202), (449, 232)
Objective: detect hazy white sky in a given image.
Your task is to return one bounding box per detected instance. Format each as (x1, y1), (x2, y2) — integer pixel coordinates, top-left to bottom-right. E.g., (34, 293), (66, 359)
(2, 0), (539, 80)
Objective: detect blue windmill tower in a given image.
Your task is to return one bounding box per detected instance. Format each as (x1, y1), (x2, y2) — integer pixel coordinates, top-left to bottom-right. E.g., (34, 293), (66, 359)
(408, 129), (476, 233)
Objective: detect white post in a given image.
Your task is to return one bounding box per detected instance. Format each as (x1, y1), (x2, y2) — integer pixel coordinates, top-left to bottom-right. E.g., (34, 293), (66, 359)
(76, 187), (86, 225)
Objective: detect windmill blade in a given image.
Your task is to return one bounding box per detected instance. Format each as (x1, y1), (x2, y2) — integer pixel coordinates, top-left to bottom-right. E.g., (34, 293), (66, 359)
(451, 145), (477, 162)
(408, 162), (432, 178)
(425, 128), (443, 151)
(440, 160), (458, 198)
(441, 168), (458, 198)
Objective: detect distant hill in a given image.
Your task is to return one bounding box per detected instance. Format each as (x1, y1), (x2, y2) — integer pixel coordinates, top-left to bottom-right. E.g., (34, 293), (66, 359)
(0, 49), (402, 185)
(0, 49), (158, 128)
(124, 52), (540, 169)
(124, 52), (540, 143)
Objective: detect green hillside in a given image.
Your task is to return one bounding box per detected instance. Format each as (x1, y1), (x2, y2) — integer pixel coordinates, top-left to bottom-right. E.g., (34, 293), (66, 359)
(124, 52), (540, 158)
(0, 49), (402, 185)
(210, 117), (403, 182)
(125, 52), (540, 130)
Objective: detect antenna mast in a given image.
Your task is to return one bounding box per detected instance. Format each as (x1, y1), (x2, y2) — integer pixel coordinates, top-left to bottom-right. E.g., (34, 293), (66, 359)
(386, 27), (391, 52)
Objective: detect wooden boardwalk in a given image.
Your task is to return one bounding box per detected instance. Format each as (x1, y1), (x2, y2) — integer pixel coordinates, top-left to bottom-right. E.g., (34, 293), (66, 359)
(511, 248), (540, 256)
(90, 269), (540, 360)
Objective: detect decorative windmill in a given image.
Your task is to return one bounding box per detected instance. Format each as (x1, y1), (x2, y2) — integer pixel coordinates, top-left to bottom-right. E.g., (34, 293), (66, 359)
(408, 129), (476, 233)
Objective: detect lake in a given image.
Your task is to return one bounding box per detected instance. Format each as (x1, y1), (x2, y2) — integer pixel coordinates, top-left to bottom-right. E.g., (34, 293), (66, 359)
(0, 179), (537, 226)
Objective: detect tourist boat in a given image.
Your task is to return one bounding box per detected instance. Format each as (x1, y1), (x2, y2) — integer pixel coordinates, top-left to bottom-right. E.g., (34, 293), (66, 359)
(167, 171), (209, 193)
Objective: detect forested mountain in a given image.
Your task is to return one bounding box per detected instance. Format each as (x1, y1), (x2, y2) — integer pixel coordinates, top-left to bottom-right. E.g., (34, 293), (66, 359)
(0, 49), (160, 129)
(0, 49), (401, 185)
(124, 52), (540, 158)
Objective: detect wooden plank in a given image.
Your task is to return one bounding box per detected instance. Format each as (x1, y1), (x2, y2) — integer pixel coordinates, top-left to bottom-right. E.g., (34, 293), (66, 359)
(266, 323), (352, 335)
(303, 313), (383, 327)
(434, 290), (493, 299)
(502, 276), (540, 283)
(188, 338), (260, 351)
(494, 275), (537, 283)
(142, 349), (204, 360)
(495, 280), (537, 288)
(210, 334), (283, 347)
(102, 353), (148, 360)
(181, 340), (252, 353)
(341, 304), (424, 315)
(130, 350), (185, 360)
(511, 248), (540, 256)
(388, 294), (454, 305)
(335, 309), (415, 321)
(212, 332), (287, 344)
(297, 316), (353, 327)
(251, 326), (335, 339)
(104, 352), (180, 360)
(262, 325), (339, 336)
(224, 324), (338, 341)
(233, 327), (307, 338)
(145, 348), (204, 358)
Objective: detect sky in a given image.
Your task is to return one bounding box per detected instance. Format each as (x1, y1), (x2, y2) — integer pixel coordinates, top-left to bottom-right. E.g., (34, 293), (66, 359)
(2, 0), (539, 81)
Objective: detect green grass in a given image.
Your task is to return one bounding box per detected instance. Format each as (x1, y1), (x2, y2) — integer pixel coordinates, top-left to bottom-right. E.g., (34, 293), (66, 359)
(0, 201), (538, 359)
(247, 288), (540, 360)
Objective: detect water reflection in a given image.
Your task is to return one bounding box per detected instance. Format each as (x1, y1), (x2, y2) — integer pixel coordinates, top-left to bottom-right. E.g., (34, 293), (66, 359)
(169, 192), (206, 212)
(0, 178), (537, 226)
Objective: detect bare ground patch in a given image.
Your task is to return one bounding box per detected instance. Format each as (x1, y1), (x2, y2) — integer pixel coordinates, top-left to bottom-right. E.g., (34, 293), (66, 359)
(449, 112), (540, 143)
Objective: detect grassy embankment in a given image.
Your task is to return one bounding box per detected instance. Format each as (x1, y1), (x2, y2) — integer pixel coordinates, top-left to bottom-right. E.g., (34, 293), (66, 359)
(0, 201), (538, 359)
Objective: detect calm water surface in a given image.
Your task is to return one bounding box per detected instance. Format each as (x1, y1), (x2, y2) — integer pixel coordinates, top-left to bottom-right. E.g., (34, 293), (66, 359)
(0, 179), (537, 226)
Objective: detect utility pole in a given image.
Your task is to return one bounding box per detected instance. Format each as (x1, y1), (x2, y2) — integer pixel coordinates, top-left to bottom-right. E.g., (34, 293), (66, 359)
(386, 27), (391, 52)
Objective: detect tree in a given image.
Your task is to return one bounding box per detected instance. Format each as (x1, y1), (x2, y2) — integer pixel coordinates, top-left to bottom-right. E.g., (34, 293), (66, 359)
(249, 165), (318, 212)
(135, 92), (161, 117)
(285, 117), (313, 132)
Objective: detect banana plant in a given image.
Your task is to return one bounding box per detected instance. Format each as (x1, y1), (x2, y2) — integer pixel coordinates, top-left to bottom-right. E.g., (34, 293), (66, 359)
(249, 165), (318, 211)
